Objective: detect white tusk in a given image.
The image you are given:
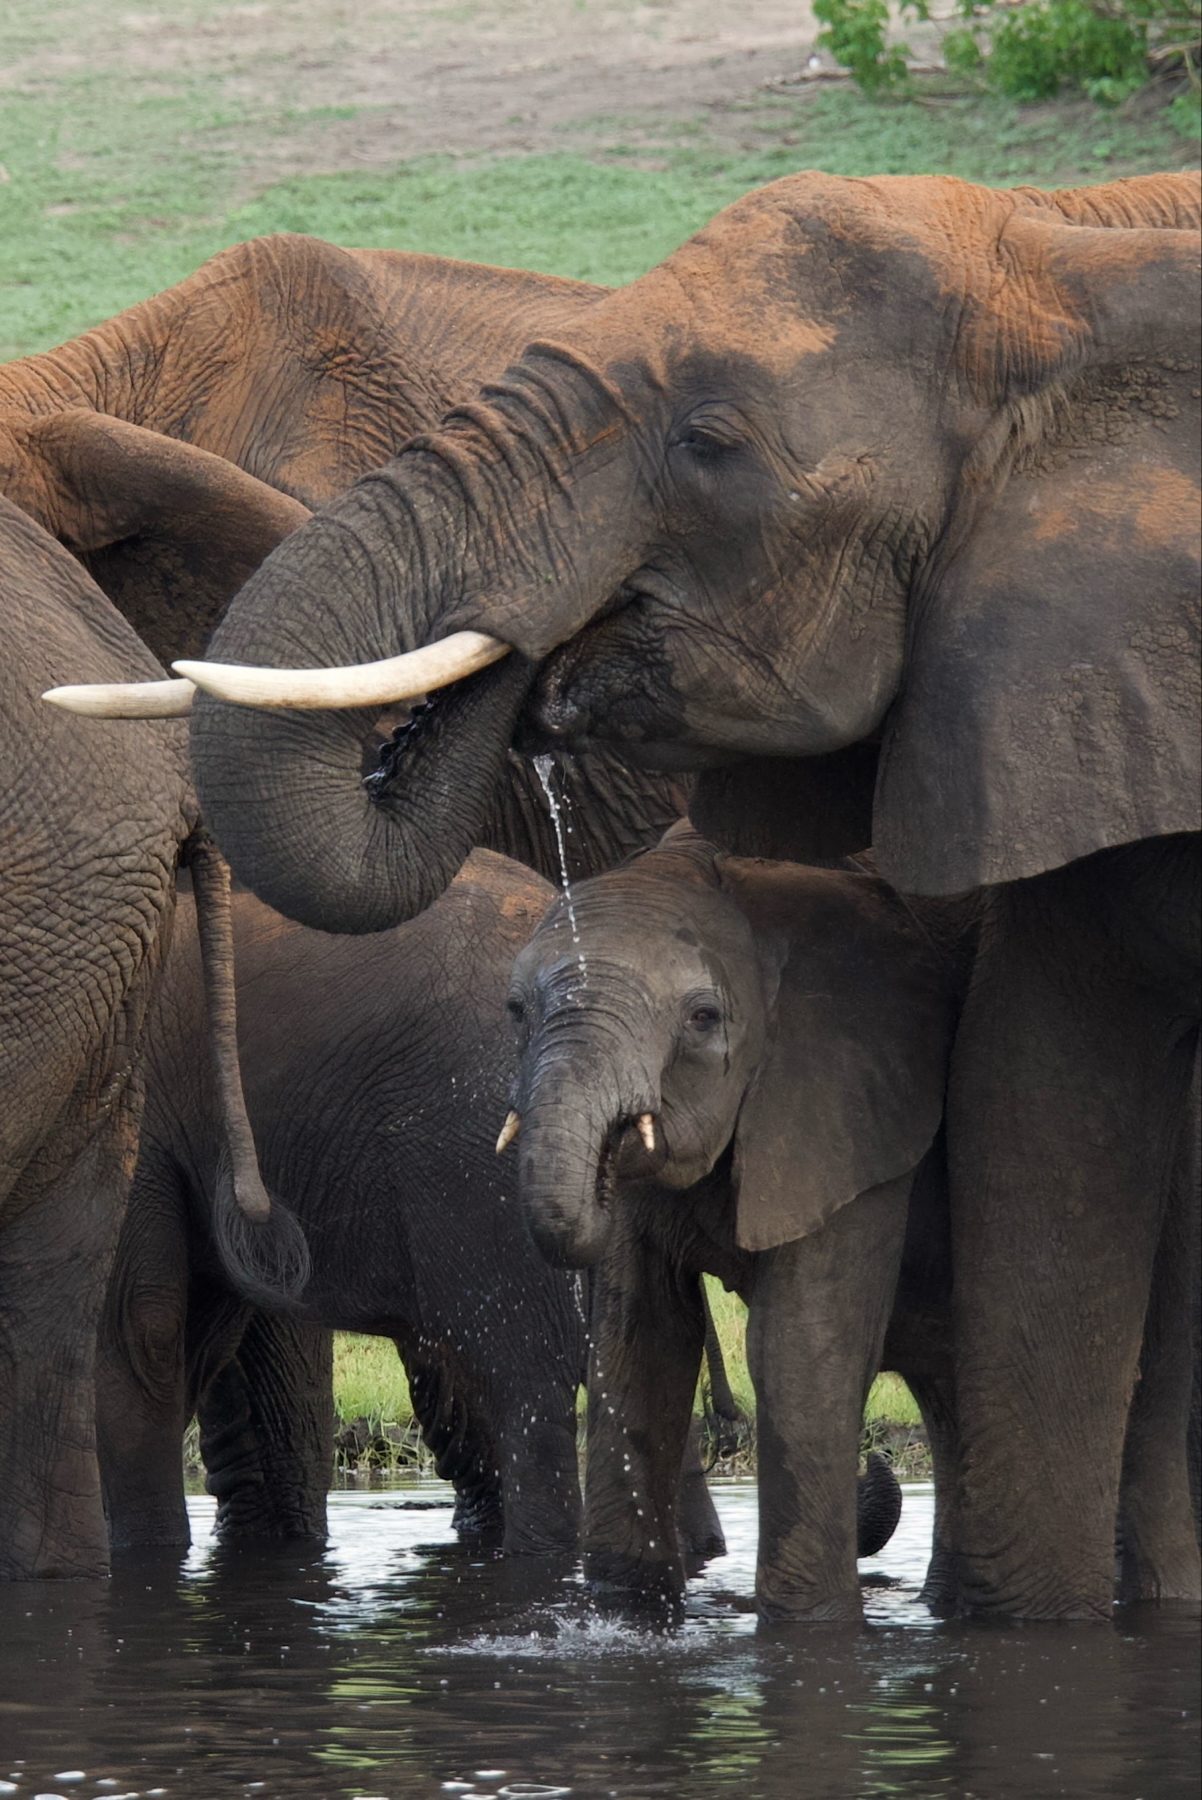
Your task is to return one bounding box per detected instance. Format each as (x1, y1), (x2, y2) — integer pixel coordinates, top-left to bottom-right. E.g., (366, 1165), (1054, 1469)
(42, 677), (196, 718)
(173, 629), (510, 711)
(495, 1110), (522, 1154)
(637, 1113), (656, 1154)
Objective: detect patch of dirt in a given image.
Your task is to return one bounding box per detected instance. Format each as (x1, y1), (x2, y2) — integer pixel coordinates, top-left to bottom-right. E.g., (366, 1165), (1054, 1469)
(4, 0), (948, 182)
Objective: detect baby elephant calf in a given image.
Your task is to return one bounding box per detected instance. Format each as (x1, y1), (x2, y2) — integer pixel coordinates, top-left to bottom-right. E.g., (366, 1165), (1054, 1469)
(501, 826), (972, 1619)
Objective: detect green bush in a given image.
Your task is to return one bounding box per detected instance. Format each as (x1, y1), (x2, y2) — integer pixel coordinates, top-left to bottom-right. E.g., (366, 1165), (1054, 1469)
(814, 0), (1201, 109)
(813, 0), (917, 93)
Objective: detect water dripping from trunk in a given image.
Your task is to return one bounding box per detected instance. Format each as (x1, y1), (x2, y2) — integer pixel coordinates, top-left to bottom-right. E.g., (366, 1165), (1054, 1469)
(532, 753), (588, 986)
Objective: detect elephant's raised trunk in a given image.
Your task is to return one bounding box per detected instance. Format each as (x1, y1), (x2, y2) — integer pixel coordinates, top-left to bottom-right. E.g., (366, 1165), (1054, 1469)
(188, 460), (538, 933)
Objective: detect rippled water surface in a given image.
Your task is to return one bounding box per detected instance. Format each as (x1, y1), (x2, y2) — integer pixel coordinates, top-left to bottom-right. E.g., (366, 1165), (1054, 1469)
(0, 1483), (1197, 1799)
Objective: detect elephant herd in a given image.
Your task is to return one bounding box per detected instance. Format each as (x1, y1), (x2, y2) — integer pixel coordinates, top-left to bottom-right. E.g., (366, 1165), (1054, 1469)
(1, 167), (1197, 1628)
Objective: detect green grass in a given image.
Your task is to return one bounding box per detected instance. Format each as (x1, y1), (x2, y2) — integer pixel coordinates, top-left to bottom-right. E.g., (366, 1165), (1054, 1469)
(2, 60), (1194, 357)
(332, 1331), (415, 1426)
(330, 1279), (923, 1446)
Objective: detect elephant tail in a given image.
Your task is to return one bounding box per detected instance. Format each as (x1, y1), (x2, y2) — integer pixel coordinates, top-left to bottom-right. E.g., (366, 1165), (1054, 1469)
(188, 829), (311, 1306)
(856, 1450), (903, 1558)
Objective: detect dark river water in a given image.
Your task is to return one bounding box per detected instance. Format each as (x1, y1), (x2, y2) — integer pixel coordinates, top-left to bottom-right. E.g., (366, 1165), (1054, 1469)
(0, 1483), (1197, 1800)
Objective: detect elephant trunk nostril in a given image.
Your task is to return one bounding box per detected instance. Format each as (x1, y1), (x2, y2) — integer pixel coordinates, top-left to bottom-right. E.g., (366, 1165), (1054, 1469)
(537, 693), (584, 740)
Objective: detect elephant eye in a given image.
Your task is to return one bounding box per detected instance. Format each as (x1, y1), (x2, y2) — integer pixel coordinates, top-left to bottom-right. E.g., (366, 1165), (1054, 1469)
(688, 1003), (722, 1029)
(671, 427), (737, 466)
(507, 997), (527, 1026)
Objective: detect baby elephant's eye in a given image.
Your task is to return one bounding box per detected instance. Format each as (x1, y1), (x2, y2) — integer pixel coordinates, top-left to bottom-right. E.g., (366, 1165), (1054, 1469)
(507, 997), (527, 1025)
(689, 1004), (721, 1028)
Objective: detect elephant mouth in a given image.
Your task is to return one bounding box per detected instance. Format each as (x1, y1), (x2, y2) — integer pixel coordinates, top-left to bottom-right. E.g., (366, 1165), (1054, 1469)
(596, 1114), (662, 1206)
(594, 1130), (621, 1212)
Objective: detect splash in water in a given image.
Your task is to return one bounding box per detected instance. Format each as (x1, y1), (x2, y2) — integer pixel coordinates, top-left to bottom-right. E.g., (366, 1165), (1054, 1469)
(532, 754), (587, 985)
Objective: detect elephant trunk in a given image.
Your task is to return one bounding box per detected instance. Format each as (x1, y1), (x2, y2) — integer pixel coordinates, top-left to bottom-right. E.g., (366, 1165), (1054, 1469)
(518, 1049), (655, 1267)
(190, 463), (537, 933)
(188, 353), (645, 932)
(856, 1451), (903, 1559)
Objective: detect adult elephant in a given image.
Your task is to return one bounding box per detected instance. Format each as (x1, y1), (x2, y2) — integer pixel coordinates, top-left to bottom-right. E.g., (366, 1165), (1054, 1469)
(9, 234), (681, 876)
(15, 238), (688, 1581)
(142, 171), (1197, 1621)
(0, 494), (311, 1579)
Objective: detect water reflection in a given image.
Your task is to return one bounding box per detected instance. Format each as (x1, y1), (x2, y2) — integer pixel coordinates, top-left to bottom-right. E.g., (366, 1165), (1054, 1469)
(0, 1485), (1196, 1798)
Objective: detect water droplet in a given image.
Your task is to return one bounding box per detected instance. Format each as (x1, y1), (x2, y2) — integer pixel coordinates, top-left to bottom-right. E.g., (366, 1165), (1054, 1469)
(532, 755), (587, 985)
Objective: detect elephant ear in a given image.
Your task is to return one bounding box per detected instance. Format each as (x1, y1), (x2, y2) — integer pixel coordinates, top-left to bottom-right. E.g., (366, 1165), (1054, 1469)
(874, 214), (1200, 894)
(721, 861), (959, 1253)
(3, 410), (310, 665)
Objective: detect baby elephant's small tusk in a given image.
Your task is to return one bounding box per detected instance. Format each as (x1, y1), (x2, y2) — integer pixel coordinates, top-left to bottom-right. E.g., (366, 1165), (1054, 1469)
(495, 1110), (521, 1154)
(637, 1113), (656, 1154)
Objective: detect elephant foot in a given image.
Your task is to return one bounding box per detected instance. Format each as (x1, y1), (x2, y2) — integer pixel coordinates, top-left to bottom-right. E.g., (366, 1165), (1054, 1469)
(584, 1546), (686, 1610)
(452, 1485), (504, 1542)
(107, 1510), (191, 1552)
(754, 1587), (864, 1626)
(1115, 1546), (1202, 1605)
(211, 1482), (328, 1543)
(919, 1545), (959, 1616)
(948, 1553), (1115, 1622)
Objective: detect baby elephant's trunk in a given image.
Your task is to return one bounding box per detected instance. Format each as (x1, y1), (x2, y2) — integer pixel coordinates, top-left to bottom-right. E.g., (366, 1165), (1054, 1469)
(856, 1450), (903, 1559)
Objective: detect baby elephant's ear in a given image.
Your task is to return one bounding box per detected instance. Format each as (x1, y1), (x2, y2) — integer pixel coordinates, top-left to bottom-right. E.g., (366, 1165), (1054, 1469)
(5, 409), (309, 664)
(728, 865), (960, 1253)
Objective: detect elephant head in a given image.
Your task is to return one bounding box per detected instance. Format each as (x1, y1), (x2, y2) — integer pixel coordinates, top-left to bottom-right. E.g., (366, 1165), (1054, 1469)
(503, 829), (960, 1264)
(90, 170), (1195, 923)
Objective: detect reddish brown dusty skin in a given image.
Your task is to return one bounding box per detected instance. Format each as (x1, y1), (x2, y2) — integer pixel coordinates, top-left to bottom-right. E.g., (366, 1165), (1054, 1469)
(0, 236), (607, 663)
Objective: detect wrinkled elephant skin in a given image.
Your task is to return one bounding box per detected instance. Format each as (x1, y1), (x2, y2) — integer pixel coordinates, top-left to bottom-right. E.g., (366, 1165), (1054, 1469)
(0, 497), (191, 1579)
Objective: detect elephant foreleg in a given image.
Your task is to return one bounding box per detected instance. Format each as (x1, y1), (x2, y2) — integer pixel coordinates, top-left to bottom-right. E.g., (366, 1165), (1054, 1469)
(748, 1175), (909, 1624)
(1116, 1054), (1201, 1602)
(947, 867), (1195, 1619)
(904, 1367), (961, 1614)
(583, 1209), (707, 1606)
(490, 1376), (582, 1558)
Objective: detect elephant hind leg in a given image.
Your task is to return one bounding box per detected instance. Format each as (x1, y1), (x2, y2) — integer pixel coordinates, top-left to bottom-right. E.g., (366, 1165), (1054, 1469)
(676, 1415), (726, 1564)
(398, 1337), (504, 1540)
(97, 1159), (191, 1549)
(0, 1091), (140, 1579)
(198, 1312), (333, 1541)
